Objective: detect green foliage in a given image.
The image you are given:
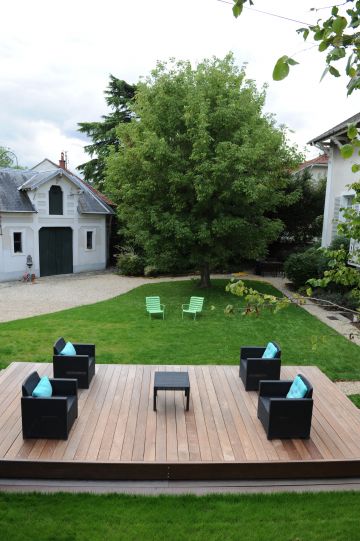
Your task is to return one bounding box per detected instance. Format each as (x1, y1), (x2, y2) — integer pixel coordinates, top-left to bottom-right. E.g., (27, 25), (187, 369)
(231, 1), (360, 93)
(307, 247), (360, 308)
(274, 170), (326, 245)
(284, 247), (329, 289)
(311, 288), (360, 312)
(0, 146), (20, 168)
(226, 279), (291, 315)
(273, 56), (299, 81)
(329, 235), (351, 251)
(115, 250), (144, 276)
(104, 54), (302, 287)
(338, 181), (360, 243)
(77, 75), (136, 187)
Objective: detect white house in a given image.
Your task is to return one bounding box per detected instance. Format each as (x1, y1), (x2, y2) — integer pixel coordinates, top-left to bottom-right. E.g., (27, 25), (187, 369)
(0, 155), (115, 282)
(297, 154), (328, 183)
(308, 113), (360, 256)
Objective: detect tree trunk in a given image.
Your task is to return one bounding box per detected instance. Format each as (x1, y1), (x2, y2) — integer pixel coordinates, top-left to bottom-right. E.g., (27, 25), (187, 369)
(199, 262), (211, 288)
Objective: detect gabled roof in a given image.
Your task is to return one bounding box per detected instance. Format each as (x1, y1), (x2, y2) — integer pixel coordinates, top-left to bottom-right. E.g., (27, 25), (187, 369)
(32, 157), (116, 208)
(0, 169), (37, 213)
(308, 112), (360, 145)
(0, 167), (114, 215)
(298, 154), (329, 171)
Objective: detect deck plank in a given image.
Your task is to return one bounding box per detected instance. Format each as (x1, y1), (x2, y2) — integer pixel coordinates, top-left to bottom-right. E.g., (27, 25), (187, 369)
(1, 362), (360, 480)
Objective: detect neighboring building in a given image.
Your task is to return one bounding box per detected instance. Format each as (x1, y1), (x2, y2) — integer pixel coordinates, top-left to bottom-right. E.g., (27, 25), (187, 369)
(297, 154), (328, 183)
(308, 113), (360, 252)
(0, 154), (115, 282)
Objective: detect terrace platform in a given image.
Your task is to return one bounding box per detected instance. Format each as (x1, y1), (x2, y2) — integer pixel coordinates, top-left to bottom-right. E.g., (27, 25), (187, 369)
(1, 362), (360, 481)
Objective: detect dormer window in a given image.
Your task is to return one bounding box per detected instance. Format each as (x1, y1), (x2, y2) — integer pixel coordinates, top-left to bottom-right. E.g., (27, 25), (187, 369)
(49, 185), (63, 215)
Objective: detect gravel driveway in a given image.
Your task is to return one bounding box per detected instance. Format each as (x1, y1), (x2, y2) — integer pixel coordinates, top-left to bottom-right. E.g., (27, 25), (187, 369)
(0, 271), (206, 323)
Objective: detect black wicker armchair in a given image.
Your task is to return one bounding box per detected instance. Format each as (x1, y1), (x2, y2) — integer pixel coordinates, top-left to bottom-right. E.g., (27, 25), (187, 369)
(240, 342), (281, 391)
(21, 371), (78, 439)
(257, 374), (313, 439)
(53, 337), (95, 389)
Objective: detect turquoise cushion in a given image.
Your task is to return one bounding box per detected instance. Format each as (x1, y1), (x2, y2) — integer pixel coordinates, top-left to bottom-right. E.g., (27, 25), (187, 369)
(32, 376), (52, 397)
(286, 376), (308, 399)
(60, 341), (76, 356)
(262, 342), (278, 359)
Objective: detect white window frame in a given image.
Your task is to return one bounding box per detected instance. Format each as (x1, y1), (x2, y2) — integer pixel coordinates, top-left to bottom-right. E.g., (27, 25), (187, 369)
(85, 229), (96, 251)
(10, 229), (25, 256)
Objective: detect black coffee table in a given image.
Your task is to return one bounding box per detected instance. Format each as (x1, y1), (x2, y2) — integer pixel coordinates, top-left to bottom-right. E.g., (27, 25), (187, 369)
(153, 371), (190, 411)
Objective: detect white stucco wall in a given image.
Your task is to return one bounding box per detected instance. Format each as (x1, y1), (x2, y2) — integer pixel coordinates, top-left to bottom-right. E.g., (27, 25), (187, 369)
(321, 146), (357, 247)
(0, 173), (108, 282)
(308, 164), (327, 183)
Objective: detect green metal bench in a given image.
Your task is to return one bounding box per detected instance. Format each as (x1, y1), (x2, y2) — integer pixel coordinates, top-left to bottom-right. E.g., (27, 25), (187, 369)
(146, 296), (165, 319)
(182, 296), (204, 320)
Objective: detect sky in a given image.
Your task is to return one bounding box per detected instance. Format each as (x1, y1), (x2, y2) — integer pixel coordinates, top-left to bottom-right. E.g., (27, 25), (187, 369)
(1, 0), (358, 172)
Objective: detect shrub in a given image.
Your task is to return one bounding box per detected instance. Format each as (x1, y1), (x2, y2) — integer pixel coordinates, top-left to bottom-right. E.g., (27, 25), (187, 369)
(284, 248), (328, 289)
(116, 252), (144, 276)
(313, 288), (360, 312)
(329, 236), (350, 251)
(144, 265), (159, 277)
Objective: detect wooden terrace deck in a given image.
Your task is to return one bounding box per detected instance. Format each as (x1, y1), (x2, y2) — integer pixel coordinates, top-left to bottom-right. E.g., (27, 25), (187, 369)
(1, 362), (360, 480)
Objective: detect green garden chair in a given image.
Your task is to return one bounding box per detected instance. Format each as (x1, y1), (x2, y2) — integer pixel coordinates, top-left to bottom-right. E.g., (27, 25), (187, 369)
(182, 296), (204, 320)
(146, 296), (165, 319)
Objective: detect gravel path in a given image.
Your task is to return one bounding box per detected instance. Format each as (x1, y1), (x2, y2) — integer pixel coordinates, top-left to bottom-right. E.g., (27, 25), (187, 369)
(0, 271), (220, 323)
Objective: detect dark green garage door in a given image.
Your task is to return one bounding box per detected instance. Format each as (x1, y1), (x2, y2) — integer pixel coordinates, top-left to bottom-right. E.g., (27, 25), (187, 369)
(39, 227), (73, 277)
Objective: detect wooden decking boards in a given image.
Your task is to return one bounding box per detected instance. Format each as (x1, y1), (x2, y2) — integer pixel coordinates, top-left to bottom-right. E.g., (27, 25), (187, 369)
(1, 362), (360, 480)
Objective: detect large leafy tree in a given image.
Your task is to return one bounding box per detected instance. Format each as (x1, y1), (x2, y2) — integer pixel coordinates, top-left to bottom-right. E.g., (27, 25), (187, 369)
(274, 170), (326, 246)
(0, 146), (18, 168)
(77, 75), (136, 187)
(105, 54), (301, 287)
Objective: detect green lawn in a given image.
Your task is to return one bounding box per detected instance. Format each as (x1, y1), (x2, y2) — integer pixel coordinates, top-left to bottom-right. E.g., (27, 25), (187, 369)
(349, 394), (360, 408)
(0, 279), (359, 380)
(1, 492), (360, 540)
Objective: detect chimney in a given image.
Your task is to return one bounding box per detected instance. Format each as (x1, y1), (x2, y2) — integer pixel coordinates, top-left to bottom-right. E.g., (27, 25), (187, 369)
(59, 152), (66, 170)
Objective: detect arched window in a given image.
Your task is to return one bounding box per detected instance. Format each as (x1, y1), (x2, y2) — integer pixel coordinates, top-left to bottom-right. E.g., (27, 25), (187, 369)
(49, 185), (63, 215)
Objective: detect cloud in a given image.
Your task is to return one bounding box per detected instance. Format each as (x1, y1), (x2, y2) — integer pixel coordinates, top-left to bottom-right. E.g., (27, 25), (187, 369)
(0, 0), (358, 171)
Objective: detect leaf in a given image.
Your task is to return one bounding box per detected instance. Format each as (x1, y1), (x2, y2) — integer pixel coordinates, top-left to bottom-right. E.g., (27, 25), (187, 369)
(340, 144), (354, 159)
(331, 6), (339, 16)
(352, 164), (360, 173)
(320, 66), (329, 81)
(347, 76), (360, 95)
(232, 0), (243, 18)
(297, 27), (310, 40)
(329, 65), (340, 77)
(273, 56), (290, 81)
(287, 57), (299, 66)
(332, 16), (347, 34)
(314, 29), (325, 41)
(318, 41), (329, 52)
(347, 123), (358, 140)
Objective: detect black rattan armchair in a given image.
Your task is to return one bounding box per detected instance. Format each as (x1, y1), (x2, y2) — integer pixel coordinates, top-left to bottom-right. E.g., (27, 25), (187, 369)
(53, 337), (95, 389)
(21, 371), (78, 439)
(240, 342), (281, 391)
(257, 374), (313, 439)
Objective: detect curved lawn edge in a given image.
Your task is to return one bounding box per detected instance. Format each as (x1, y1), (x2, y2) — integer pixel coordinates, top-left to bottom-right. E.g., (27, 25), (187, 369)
(0, 279), (359, 381)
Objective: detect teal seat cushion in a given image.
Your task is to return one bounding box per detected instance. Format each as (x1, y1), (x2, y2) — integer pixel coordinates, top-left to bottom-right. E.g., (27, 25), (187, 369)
(286, 376), (308, 399)
(262, 342), (278, 359)
(32, 376), (53, 397)
(60, 341), (76, 356)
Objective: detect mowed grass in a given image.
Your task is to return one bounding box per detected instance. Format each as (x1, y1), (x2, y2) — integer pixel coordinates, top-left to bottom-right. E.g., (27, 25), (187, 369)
(0, 279), (359, 380)
(349, 395), (360, 408)
(1, 492), (360, 541)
